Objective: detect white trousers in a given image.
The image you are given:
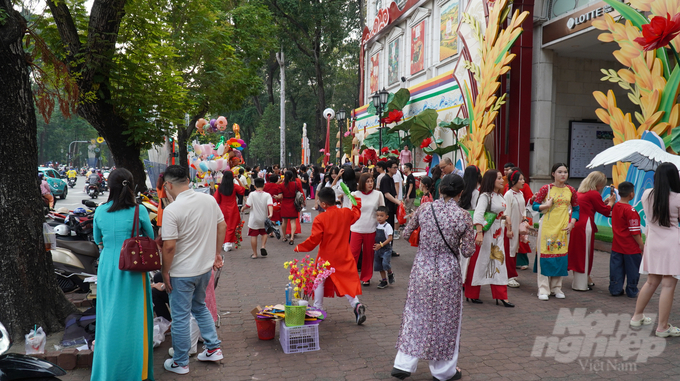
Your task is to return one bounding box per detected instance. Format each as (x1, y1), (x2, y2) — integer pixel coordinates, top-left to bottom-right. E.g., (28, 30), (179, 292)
(394, 350), (459, 381)
(537, 274), (563, 296)
(313, 279), (359, 310)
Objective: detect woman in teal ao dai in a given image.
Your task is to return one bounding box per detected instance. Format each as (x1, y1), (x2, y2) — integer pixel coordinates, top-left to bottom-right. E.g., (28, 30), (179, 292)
(91, 168), (155, 381)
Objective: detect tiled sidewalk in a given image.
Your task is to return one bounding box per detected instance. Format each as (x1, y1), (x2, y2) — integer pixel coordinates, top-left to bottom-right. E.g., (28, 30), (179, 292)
(60, 211), (680, 380)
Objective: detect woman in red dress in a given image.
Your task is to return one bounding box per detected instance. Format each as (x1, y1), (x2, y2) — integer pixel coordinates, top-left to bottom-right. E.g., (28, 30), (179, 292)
(263, 174), (283, 226)
(214, 171), (245, 250)
(280, 169), (303, 245)
(568, 171), (615, 291)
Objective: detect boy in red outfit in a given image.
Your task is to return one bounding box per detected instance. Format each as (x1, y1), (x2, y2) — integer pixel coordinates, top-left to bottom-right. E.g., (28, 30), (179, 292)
(294, 187), (367, 325)
(609, 181), (644, 297)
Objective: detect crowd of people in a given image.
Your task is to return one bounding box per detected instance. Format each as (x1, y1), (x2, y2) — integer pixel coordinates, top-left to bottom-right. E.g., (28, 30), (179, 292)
(85, 154), (680, 380)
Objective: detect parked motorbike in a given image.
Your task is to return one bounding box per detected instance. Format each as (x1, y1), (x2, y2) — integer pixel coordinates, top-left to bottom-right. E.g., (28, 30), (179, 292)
(67, 177), (76, 188)
(51, 201), (100, 293)
(0, 322), (66, 380)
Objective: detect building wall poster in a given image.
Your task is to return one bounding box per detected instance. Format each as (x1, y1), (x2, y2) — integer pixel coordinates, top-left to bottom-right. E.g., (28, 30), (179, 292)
(410, 20), (425, 75)
(439, 0), (459, 60)
(370, 53), (380, 94)
(388, 39), (400, 85)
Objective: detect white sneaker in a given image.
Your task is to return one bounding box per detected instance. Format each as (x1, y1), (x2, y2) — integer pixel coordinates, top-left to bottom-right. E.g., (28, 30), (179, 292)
(554, 292), (566, 299)
(538, 294), (549, 301)
(197, 348), (223, 362)
(393, 231), (401, 240)
(164, 359), (189, 375)
(508, 279), (520, 288)
(222, 243), (232, 252)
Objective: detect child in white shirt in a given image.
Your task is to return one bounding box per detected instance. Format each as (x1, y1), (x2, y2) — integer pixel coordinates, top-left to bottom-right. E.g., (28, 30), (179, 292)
(374, 206), (395, 289)
(242, 178), (273, 258)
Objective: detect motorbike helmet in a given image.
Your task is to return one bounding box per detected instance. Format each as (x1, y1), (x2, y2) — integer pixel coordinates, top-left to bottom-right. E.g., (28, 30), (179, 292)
(54, 224), (71, 236)
(73, 207), (87, 215)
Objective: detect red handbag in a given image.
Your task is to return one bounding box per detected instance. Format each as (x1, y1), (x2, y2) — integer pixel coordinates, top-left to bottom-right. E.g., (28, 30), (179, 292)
(119, 205), (162, 272)
(409, 226), (421, 247)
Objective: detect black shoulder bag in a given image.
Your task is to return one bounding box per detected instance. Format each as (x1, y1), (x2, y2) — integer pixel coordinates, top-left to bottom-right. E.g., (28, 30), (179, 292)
(431, 203), (459, 259)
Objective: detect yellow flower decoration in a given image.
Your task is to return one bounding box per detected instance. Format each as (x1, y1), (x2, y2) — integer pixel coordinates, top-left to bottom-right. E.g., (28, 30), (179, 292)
(294, 287), (300, 291)
(288, 275), (294, 280)
(324, 261), (330, 267)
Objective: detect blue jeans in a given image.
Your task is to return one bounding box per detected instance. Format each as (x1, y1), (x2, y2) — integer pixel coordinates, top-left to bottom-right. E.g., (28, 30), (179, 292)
(374, 248), (392, 272)
(168, 270), (221, 366)
(609, 251), (642, 297)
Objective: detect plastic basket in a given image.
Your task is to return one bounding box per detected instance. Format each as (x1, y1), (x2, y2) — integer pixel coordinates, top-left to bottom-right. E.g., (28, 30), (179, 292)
(284, 305), (307, 327)
(279, 321), (320, 354)
(255, 317), (276, 340)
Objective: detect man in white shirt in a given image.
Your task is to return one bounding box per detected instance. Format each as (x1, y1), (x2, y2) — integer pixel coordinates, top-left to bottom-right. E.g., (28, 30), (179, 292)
(161, 165), (227, 375)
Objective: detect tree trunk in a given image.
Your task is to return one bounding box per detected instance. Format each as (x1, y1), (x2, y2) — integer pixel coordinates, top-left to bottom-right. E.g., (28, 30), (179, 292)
(77, 100), (148, 192)
(266, 54), (279, 105)
(0, 2), (77, 341)
(47, 0), (150, 190)
(178, 104), (209, 171)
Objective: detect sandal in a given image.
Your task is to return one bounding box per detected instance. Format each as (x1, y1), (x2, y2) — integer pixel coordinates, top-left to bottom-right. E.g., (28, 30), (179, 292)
(656, 324), (680, 337)
(250, 254), (257, 259)
(630, 314), (653, 327)
(362, 281), (370, 286)
(289, 240), (295, 246)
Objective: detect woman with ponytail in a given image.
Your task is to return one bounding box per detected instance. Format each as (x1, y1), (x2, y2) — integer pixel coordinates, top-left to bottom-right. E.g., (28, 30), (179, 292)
(91, 168), (155, 380)
(631, 163), (680, 337)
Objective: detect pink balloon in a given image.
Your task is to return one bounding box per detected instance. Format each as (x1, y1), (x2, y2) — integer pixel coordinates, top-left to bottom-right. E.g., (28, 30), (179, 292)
(195, 118), (207, 129)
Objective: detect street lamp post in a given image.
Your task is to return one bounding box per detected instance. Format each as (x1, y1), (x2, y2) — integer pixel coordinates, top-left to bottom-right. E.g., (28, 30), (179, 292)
(336, 109), (346, 165)
(371, 88), (390, 152)
(68, 140), (89, 167)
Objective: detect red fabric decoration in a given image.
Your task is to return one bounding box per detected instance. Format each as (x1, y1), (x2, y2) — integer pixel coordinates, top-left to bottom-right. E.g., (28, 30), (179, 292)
(381, 147), (389, 153)
(363, 149), (378, 163)
(423, 154), (433, 163)
(420, 137), (432, 148)
(383, 110), (404, 124)
(634, 13), (680, 51)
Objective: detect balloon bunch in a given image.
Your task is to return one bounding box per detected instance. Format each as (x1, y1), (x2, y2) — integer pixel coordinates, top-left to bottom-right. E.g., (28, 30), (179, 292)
(195, 116), (228, 135)
(188, 135), (248, 176)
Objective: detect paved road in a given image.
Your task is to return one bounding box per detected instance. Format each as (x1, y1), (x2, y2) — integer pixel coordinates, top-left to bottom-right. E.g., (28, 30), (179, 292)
(59, 209), (680, 381)
(53, 176), (108, 211)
